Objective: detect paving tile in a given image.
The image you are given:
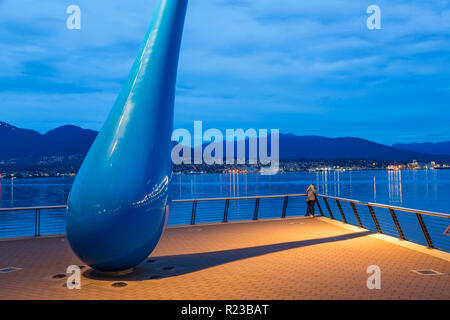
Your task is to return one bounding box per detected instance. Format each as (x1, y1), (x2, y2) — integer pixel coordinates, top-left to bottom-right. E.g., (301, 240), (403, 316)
(0, 217), (448, 300)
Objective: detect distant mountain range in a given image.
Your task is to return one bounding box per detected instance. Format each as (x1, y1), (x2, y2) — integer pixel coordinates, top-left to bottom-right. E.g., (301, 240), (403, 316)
(392, 142), (450, 156)
(0, 122), (97, 164)
(0, 121), (449, 167)
(277, 134), (450, 161)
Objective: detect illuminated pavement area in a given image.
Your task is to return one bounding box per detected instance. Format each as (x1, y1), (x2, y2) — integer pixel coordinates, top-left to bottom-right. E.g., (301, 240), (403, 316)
(0, 217), (449, 300)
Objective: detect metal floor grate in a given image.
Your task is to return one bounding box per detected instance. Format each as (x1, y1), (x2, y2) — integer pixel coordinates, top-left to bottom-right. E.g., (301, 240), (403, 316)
(412, 269), (443, 276)
(112, 282), (128, 288)
(0, 267), (22, 273)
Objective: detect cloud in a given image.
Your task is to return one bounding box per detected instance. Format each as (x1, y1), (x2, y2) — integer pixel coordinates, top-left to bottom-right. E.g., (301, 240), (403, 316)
(0, 0), (449, 143)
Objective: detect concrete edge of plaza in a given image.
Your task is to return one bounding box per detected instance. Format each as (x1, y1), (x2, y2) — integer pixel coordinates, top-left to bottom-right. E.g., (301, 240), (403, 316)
(1, 215), (449, 262)
(316, 216), (450, 262)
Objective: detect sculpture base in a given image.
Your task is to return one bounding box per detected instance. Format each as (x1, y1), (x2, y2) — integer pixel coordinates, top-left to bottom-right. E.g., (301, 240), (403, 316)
(94, 268), (134, 277)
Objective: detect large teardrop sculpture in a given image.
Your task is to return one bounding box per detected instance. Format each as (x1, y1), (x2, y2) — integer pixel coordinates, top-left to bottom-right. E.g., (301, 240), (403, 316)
(66, 0), (188, 272)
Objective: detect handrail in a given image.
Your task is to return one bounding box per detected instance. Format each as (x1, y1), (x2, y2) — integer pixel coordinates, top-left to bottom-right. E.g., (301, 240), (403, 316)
(0, 205), (67, 212)
(173, 194), (450, 219)
(316, 195), (450, 219)
(172, 194), (306, 203)
(170, 193), (448, 250)
(1, 194), (447, 219)
(0, 205), (68, 238)
(0, 194), (448, 251)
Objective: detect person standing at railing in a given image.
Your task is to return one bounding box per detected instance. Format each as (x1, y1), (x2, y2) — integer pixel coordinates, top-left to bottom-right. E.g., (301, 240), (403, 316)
(305, 185), (317, 217)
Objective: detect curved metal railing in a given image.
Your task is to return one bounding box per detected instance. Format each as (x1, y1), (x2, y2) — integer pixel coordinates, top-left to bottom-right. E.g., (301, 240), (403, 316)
(312, 194), (449, 250)
(0, 195), (448, 252)
(0, 205), (67, 238)
(171, 194), (449, 251)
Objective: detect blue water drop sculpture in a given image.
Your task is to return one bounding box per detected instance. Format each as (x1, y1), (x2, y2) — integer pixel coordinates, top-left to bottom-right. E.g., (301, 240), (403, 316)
(66, 0), (188, 272)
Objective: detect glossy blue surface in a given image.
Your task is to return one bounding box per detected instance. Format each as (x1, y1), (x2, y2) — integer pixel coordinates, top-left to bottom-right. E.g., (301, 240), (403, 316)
(66, 0), (188, 272)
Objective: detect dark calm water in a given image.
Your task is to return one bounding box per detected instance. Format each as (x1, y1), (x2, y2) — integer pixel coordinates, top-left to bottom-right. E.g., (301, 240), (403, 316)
(171, 170), (450, 213)
(2, 170), (450, 211)
(0, 170), (449, 251)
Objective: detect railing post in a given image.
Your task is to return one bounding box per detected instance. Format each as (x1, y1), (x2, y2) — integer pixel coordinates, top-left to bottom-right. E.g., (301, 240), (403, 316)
(350, 202), (363, 228)
(281, 196), (288, 218)
(223, 199), (230, 223)
(253, 198), (260, 220)
(315, 198), (324, 216)
(323, 198), (334, 219)
(190, 201), (198, 225)
(336, 200), (348, 224)
(416, 213), (434, 248)
(368, 205), (382, 233)
(389, 208), (405, 240)
(37, 209), (41, 237)
(34, 208), (38, 238)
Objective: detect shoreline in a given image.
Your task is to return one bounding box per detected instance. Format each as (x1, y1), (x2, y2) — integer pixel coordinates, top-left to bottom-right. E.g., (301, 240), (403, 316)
(1, 167), (449, 180)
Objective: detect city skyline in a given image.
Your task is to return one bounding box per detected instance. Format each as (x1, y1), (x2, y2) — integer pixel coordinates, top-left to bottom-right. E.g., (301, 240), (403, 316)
(1, 0), (449, 305)
(0, 0), (449, 145)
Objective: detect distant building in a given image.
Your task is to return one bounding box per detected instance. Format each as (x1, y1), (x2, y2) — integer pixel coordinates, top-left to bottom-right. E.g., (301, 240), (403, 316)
(408, 160), (421, 170)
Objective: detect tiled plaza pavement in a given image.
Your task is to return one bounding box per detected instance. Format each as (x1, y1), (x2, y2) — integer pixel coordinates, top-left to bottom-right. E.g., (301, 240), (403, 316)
(0, 217), (449, 300)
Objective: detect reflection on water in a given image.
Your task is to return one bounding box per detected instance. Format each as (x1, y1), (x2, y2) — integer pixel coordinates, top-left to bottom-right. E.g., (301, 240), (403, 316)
(0, 177), (73, 209)
(170, 170), (450, 213)
(373, 176), (377, 202)
(1, 177), (17, 207)
(388, 170), (403, 204)
(0, 170), (449, 214)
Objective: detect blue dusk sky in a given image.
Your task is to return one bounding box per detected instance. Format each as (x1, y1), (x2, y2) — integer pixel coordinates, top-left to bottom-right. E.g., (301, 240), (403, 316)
(0, 0), (449, 145)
